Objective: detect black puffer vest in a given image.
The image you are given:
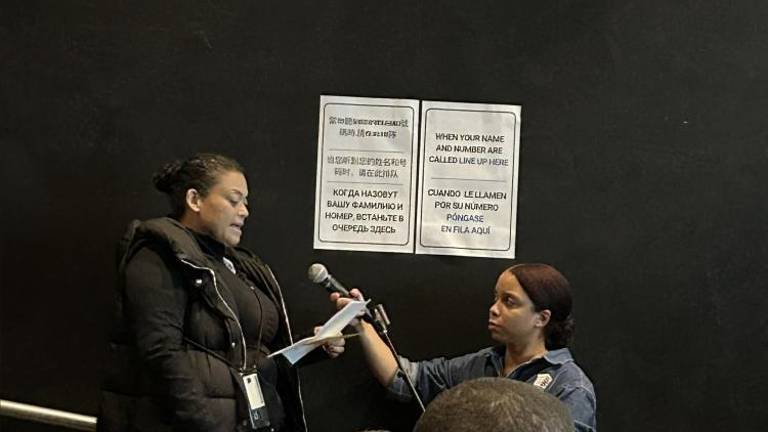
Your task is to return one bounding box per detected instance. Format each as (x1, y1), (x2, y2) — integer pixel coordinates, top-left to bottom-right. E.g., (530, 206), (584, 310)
(99, 218), (307, 432)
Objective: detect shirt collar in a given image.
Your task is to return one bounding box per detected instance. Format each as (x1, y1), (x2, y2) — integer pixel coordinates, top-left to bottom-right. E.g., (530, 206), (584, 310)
(542, 347), (573, 365)
(488, 346), (573, 366)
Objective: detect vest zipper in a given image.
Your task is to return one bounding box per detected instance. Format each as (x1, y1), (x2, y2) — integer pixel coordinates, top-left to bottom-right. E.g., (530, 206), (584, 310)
(181, 258), (247, 370)
(263, 265), (294, 345)
(262, 264), (308, 430)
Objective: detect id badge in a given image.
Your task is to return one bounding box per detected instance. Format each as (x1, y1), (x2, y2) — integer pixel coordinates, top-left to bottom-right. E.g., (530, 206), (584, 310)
(241, 372), (271, 429)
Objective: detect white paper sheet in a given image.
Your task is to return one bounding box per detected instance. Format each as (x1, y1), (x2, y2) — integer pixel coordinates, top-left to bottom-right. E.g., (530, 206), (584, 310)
(268, 300), (369, 364)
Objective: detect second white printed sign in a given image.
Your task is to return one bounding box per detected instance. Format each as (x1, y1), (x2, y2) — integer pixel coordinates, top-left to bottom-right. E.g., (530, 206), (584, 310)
(416, 101), (521, 258)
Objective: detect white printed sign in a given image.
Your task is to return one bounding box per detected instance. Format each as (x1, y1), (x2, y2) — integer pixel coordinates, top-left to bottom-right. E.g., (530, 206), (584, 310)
(416, 101), (521, 258)
(314, 95), (419, 253)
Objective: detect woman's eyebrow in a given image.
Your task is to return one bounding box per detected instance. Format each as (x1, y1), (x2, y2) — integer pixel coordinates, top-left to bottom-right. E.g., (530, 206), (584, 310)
(499, 291), (519, 299)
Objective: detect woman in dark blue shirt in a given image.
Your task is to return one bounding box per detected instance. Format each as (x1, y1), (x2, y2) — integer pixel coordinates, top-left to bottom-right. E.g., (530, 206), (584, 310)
(331, 263), (596, 431)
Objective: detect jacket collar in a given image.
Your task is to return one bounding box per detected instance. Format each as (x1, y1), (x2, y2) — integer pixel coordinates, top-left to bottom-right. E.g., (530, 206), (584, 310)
(191, 230), (227, 260)
(134, 217), (209, 266)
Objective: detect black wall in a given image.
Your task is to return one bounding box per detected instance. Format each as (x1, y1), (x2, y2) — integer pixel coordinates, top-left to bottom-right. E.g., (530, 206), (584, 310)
(2, 1), (767, 431)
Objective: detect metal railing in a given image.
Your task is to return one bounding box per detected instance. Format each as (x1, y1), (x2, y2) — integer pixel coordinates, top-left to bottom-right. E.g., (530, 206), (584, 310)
(0, 399), (97, 431)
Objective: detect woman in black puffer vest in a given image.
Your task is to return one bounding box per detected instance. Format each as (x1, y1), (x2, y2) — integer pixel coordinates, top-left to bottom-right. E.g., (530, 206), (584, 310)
(99, 154), (343, 432)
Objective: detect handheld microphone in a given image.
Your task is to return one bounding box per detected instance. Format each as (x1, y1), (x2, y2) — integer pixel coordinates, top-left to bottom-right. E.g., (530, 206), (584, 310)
(308, 263), (374, 324)
(308, 263), (352, 297)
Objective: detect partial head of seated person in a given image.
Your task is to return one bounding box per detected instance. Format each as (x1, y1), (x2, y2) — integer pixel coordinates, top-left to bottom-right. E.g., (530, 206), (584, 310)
(413, 377), (572, 432)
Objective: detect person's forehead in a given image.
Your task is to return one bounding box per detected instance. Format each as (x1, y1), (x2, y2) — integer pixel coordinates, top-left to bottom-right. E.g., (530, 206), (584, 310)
(496, 275), (534, 305)
(495, 272), (523, 294)
(214, 171), (248, 193)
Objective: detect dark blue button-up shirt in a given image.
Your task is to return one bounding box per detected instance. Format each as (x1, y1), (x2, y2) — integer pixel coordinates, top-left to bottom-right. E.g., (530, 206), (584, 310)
(389, 347), (596, 431)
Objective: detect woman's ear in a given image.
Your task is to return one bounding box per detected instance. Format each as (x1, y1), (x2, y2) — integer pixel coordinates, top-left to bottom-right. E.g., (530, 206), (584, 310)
(185, 188), (202, 213)
(535, 309), (552, 328)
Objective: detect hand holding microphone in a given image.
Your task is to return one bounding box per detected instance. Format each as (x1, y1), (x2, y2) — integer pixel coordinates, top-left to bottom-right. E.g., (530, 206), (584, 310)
(308, 263), (370, 328)
(331, 288), (368, 329)
(307, 263), (422, 410)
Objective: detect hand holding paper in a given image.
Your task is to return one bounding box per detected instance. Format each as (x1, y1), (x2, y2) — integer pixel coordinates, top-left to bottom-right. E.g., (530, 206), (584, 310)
(269, 299), (369, 364)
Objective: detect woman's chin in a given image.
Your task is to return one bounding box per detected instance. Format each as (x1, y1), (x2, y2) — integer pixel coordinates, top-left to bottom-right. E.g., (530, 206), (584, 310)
(223, 228), (242, 247)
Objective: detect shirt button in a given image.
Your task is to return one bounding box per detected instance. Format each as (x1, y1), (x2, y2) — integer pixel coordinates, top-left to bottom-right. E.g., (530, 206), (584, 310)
(231, 342), (237, 348)
(242, 420), (248, 426)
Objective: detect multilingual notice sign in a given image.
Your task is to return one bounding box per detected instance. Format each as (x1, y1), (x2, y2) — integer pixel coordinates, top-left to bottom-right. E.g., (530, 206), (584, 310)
(416, 101), (521, 258)
(313, 95), (419, 253)
(314, 96), (521, 258)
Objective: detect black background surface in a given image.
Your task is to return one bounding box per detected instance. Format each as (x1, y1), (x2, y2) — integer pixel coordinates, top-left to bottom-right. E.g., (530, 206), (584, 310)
(2, 1), (767, 431)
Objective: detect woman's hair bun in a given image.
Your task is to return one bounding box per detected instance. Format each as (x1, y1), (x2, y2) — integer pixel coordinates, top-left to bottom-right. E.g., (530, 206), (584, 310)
(152, 154), (243, 217)
(152, 159), (183, 193)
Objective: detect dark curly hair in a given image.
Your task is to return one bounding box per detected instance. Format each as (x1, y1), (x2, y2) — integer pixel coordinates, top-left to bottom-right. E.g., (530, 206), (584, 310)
(152, 153), (244, 218)
(414, 378), (572, 432)
(506, 263), (575, 349)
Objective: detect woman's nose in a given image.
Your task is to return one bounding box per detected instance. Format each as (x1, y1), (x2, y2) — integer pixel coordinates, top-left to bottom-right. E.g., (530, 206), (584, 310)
(489, 301), (499, 316)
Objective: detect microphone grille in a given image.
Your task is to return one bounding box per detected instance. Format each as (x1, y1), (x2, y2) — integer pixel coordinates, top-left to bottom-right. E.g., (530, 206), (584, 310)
(308, 263), (328, 283)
